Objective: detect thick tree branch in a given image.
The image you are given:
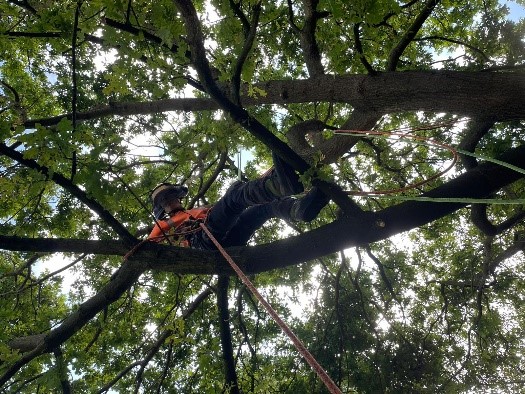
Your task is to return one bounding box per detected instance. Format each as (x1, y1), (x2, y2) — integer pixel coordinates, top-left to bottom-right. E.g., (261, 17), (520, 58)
(287, 110), (382, 163)
(458, 118), (499, 235)
(23, 71), (525, 131)
(472, 204), (525, 236)
(2, 144), (525, 275)
(287, 0), (329, 76)
(174, 0), (304, 168)
(174, 0), (360, 216)
(230, 1), (261, 104)
(287, 119), (332, 158)
(1, 79), (21, 103)
(495, 211), (525, 234)
(471, 204), (498, 236)
(458, 118), (495, 170)
(217, 276), (241, 394)
(296, 0), (326, 77)
(1, 78), (27, 122)
(8, 334), (46, 353)
(0, 258), (146, 386)
(322, 109), (382, 163)
(487, 239), (525, 275)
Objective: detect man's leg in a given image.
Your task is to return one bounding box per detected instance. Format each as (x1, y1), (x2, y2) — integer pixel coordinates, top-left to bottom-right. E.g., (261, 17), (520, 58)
(289, 187), (330, 222)
(192, 187), (330, 249)
(188, 182), (278, 250)
(200, 153), (304, 244)
(221, 187), (330, 247)
(195, 180), (278, 249)
(220, 201), (293, 247)
(190, 154), (327, 250)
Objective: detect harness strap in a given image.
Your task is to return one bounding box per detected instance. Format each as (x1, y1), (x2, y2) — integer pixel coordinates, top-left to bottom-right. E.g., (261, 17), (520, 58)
(199, 223), (343, 394)
(149, 209), (209, 243)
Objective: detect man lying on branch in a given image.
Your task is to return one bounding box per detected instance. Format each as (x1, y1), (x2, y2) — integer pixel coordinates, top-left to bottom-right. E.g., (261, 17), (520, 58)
(148, 153), (329, 249)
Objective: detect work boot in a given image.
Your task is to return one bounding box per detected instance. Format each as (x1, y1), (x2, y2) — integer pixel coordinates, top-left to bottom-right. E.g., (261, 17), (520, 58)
(264, 152), (304, 197)
(271, 187), (330, 222)
(289, 187), (330, 222)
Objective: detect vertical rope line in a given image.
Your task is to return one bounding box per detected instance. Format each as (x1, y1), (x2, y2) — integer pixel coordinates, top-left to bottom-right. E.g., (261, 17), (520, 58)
(335, 129), (458, 195)
(237, 151), (242, 181)
(199, 223), (343, 394)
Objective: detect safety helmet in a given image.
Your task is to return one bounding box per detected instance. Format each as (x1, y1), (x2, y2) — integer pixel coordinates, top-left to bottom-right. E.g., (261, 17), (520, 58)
(151, 183), (189, 220)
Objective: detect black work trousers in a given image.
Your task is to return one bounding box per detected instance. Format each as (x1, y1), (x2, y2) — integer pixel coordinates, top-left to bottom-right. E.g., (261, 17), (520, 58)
(188, 180), (293, 250)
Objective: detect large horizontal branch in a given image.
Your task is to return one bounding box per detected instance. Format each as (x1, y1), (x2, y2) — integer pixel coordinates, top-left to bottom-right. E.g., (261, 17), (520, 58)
(0, 237), (219, 274)
(3, 144), (525, 275)
(23, 71), (525, 130)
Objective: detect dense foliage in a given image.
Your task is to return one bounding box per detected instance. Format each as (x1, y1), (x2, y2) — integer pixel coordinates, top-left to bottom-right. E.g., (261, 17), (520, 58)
(1, 0), (524, 392)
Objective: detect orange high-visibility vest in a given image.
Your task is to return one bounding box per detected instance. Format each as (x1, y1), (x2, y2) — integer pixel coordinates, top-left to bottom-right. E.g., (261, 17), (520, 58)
(148, 208), (210, 246)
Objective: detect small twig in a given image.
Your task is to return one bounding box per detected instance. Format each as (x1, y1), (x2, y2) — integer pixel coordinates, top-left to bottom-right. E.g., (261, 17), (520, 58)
(0, 254), (87, 297)
(353, 23), (376, 75)
(415, 35), (490, 62)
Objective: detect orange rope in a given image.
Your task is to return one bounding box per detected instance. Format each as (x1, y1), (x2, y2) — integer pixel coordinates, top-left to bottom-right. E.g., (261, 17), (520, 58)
(123, 239), (150, 261)
(335, 129), (458, 195)
(199, 223), (343, 394)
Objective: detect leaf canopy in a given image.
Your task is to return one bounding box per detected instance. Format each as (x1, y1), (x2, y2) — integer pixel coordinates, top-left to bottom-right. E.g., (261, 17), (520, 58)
(1, 0), (525, 392)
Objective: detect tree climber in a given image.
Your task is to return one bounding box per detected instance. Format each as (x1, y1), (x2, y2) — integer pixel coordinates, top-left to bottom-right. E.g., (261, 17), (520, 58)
(148, 153), (330, 249)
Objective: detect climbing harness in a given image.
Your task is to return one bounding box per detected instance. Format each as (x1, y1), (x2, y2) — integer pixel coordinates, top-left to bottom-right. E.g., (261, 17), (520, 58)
(148, 208), (210, 246)
(199, 222), (344, 394)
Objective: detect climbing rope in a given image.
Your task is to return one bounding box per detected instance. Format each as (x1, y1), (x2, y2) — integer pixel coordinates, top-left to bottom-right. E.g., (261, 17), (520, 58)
(336, 126), (525, 204)
(335, 128), (458, 195)
(198, 222), (344, 394)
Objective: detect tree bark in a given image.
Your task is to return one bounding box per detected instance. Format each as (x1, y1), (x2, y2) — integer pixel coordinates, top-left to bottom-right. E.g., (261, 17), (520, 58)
(0, 258), (146, 386)
(24, 71), (525, 129)
(217, 276), (241, 394)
